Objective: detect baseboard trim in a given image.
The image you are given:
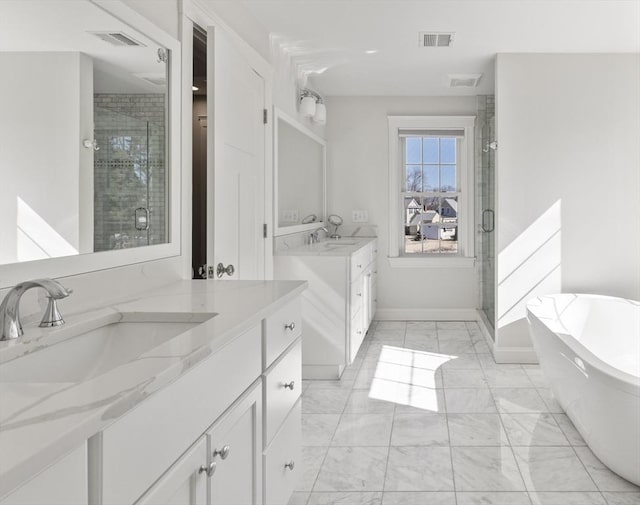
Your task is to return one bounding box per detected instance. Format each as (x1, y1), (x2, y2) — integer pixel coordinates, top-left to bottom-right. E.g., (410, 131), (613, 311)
(375, 308), (478, 321)
(302, 364), (343, 380)
(492, 346), (539, 364)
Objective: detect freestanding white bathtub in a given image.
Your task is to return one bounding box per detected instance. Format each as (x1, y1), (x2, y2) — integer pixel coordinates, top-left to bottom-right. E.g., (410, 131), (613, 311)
(527, 293), (640, 486)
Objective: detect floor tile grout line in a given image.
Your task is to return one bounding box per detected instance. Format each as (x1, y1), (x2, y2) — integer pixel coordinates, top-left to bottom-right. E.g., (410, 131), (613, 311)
(570, 443), (610, 501)
(380, 331), (405, 494)
(443, 411), (459, 505)
(487, 384), (529, 497)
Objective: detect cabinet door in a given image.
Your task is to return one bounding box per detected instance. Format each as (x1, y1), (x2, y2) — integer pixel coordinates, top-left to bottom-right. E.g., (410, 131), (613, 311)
(136, 438), (207, 505)
(0, 444), (86, 505)
(208, 382), (262, 505)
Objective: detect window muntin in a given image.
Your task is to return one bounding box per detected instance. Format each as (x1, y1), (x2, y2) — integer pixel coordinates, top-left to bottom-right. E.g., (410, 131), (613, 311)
(402, 135), (462, 255)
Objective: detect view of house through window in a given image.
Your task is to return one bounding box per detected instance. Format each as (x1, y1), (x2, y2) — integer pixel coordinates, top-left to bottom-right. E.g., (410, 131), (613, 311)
(402, 135), (460, 254)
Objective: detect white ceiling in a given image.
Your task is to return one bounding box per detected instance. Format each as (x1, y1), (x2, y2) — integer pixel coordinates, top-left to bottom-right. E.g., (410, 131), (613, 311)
(0, 0), (167, 93)
(210, 0), (640, 96)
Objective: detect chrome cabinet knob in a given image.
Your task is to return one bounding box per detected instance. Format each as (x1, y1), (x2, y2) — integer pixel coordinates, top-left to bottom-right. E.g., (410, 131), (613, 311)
(283, 381), (295, 390)
(357, 330), (362, 335)
(213, 445), (230, 460)
(357, 264), (362, 268)
(284, 461), (295, 471)
(357, 292), (362, 297)
(199, 461), (216, 477)
(284, 322), (296, 331)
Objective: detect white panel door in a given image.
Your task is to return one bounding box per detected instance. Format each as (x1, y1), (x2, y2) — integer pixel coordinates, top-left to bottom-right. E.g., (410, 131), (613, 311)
(207, 26), (265, 280)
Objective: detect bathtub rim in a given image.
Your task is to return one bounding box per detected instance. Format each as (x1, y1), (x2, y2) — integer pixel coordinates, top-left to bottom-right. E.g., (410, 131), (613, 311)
(526, 293), (640, 393)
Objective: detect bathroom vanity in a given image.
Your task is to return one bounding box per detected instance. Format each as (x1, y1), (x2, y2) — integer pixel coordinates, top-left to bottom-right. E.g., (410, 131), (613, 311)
(0, 280), (305, 505)
(275, 237), (377, 379)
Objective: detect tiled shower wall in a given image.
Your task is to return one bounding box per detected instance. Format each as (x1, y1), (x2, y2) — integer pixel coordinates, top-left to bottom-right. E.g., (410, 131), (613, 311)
(475, 95), (496, 332)
(93, 94), (166, 251)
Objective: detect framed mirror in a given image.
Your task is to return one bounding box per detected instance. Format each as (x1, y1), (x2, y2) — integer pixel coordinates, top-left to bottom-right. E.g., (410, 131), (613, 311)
(274, 108), (326, 236)
(0, 0), (181, 288)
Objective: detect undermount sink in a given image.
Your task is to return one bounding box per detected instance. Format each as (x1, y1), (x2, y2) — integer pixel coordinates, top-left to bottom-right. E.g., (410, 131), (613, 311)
(321, 240), (358, 248)
(0, 311), (216, 383)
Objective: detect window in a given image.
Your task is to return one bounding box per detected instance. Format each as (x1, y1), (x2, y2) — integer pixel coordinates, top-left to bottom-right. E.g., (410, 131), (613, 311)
(388, 116), (475, 267)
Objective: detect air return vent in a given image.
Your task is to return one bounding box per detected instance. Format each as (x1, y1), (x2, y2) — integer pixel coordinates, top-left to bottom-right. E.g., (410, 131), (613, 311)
(419, 32), (454, 47)
(89, 31), (145, 47)
(447, 74), (483, 88)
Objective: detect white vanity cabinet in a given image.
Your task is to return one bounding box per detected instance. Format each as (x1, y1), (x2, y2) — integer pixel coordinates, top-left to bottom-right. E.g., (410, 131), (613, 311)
(82, 293), (303, 505)
(275, 238), (378, 379)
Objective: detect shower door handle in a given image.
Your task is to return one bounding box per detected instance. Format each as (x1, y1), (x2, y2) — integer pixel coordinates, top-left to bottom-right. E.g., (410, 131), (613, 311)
(135, 207), (150, 231)
(481, 209), (494, 233)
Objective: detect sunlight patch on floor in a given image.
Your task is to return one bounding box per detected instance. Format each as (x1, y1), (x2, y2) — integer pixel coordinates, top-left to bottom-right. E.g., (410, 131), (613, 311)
(367, 344), (456, 412)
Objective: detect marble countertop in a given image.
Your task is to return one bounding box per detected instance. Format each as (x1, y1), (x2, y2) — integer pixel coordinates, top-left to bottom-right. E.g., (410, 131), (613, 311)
(0, 279), (306, 498)
(276, 237), (376, 257)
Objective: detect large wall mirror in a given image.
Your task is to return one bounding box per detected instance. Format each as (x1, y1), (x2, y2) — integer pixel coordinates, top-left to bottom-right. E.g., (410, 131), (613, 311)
(274, 108), (326, 236)
(0, 0), (181, 287)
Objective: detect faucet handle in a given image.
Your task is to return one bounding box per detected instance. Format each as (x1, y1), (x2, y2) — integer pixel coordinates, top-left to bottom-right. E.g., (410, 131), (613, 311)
(39, 297), (65, 328)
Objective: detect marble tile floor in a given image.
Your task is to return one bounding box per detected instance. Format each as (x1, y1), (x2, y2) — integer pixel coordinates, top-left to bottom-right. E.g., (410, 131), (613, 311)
(290, 321), (640, 505)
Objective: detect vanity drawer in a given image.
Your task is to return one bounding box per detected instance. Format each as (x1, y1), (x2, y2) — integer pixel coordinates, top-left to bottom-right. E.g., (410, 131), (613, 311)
(349, 310), (365, 364)
(263, 401), (301, 505)
(350, 249), (368, 282)
(350, 277), (365, 317)
(97, 325), (261, 505)
(264, 297), (301, 369)
(264, 339), (302, 446)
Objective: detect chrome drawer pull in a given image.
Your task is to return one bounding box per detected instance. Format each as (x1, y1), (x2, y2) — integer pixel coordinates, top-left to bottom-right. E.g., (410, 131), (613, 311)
(213, 445), (230, 460)
(199, 461), (216, 477)
(284, 322), (296, 331)
(283, 381), (295, 390)
(284, 460), (295, 471)
(357, 292), (362, 297)
(356, 264), (362, 268)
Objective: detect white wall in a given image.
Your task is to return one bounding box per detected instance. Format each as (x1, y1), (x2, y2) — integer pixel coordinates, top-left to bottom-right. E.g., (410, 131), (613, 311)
(122, 0), (179, 39)
(495, 53), (640, 349)
(325, 96), (479, 316)
(0, 52), (92, 265)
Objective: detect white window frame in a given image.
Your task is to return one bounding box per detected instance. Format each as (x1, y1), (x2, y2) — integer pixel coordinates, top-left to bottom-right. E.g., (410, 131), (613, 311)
(388, 115), (476, 268)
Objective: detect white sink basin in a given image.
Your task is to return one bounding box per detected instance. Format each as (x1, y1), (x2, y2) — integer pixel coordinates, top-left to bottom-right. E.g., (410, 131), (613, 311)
(0, 312), (216, 383)
(322, 240), (358, 248)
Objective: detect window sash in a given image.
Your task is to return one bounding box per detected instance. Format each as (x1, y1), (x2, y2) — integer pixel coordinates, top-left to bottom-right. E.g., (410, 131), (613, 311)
(401, 136), (463, 256)
(387, 115), (475, 264)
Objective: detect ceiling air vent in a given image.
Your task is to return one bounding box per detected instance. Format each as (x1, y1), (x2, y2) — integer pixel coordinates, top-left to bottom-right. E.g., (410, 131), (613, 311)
(89, 31), (145, 47)
(447, 74), (483, 88)
(419, 32), (454, 48)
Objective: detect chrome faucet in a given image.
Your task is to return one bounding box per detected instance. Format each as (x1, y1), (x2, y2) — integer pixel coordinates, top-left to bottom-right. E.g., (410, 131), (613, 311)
(309, 226), (328, 244)
(0, 278), (72, 341)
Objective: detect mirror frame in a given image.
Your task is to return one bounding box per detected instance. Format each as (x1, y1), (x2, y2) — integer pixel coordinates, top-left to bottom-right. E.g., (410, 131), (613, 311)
(0, 0), (182, 289)
(273, 107), (327, 237)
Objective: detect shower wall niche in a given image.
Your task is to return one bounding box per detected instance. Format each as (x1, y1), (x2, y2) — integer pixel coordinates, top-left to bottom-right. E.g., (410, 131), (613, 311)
(93, 94), (167, 252)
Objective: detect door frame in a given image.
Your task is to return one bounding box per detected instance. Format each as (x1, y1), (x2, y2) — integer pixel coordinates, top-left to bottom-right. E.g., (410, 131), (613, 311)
(180, 0), (274, 280)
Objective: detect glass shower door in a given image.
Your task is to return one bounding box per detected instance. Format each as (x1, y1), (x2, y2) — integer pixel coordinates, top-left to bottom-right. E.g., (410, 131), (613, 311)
(93, 107), (167, 251)
(480, 115), (496, 329)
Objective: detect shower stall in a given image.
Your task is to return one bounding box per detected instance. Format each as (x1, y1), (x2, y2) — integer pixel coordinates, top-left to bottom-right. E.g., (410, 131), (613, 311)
(93, 103), (167, 252)
(476, 96), (496, 334)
